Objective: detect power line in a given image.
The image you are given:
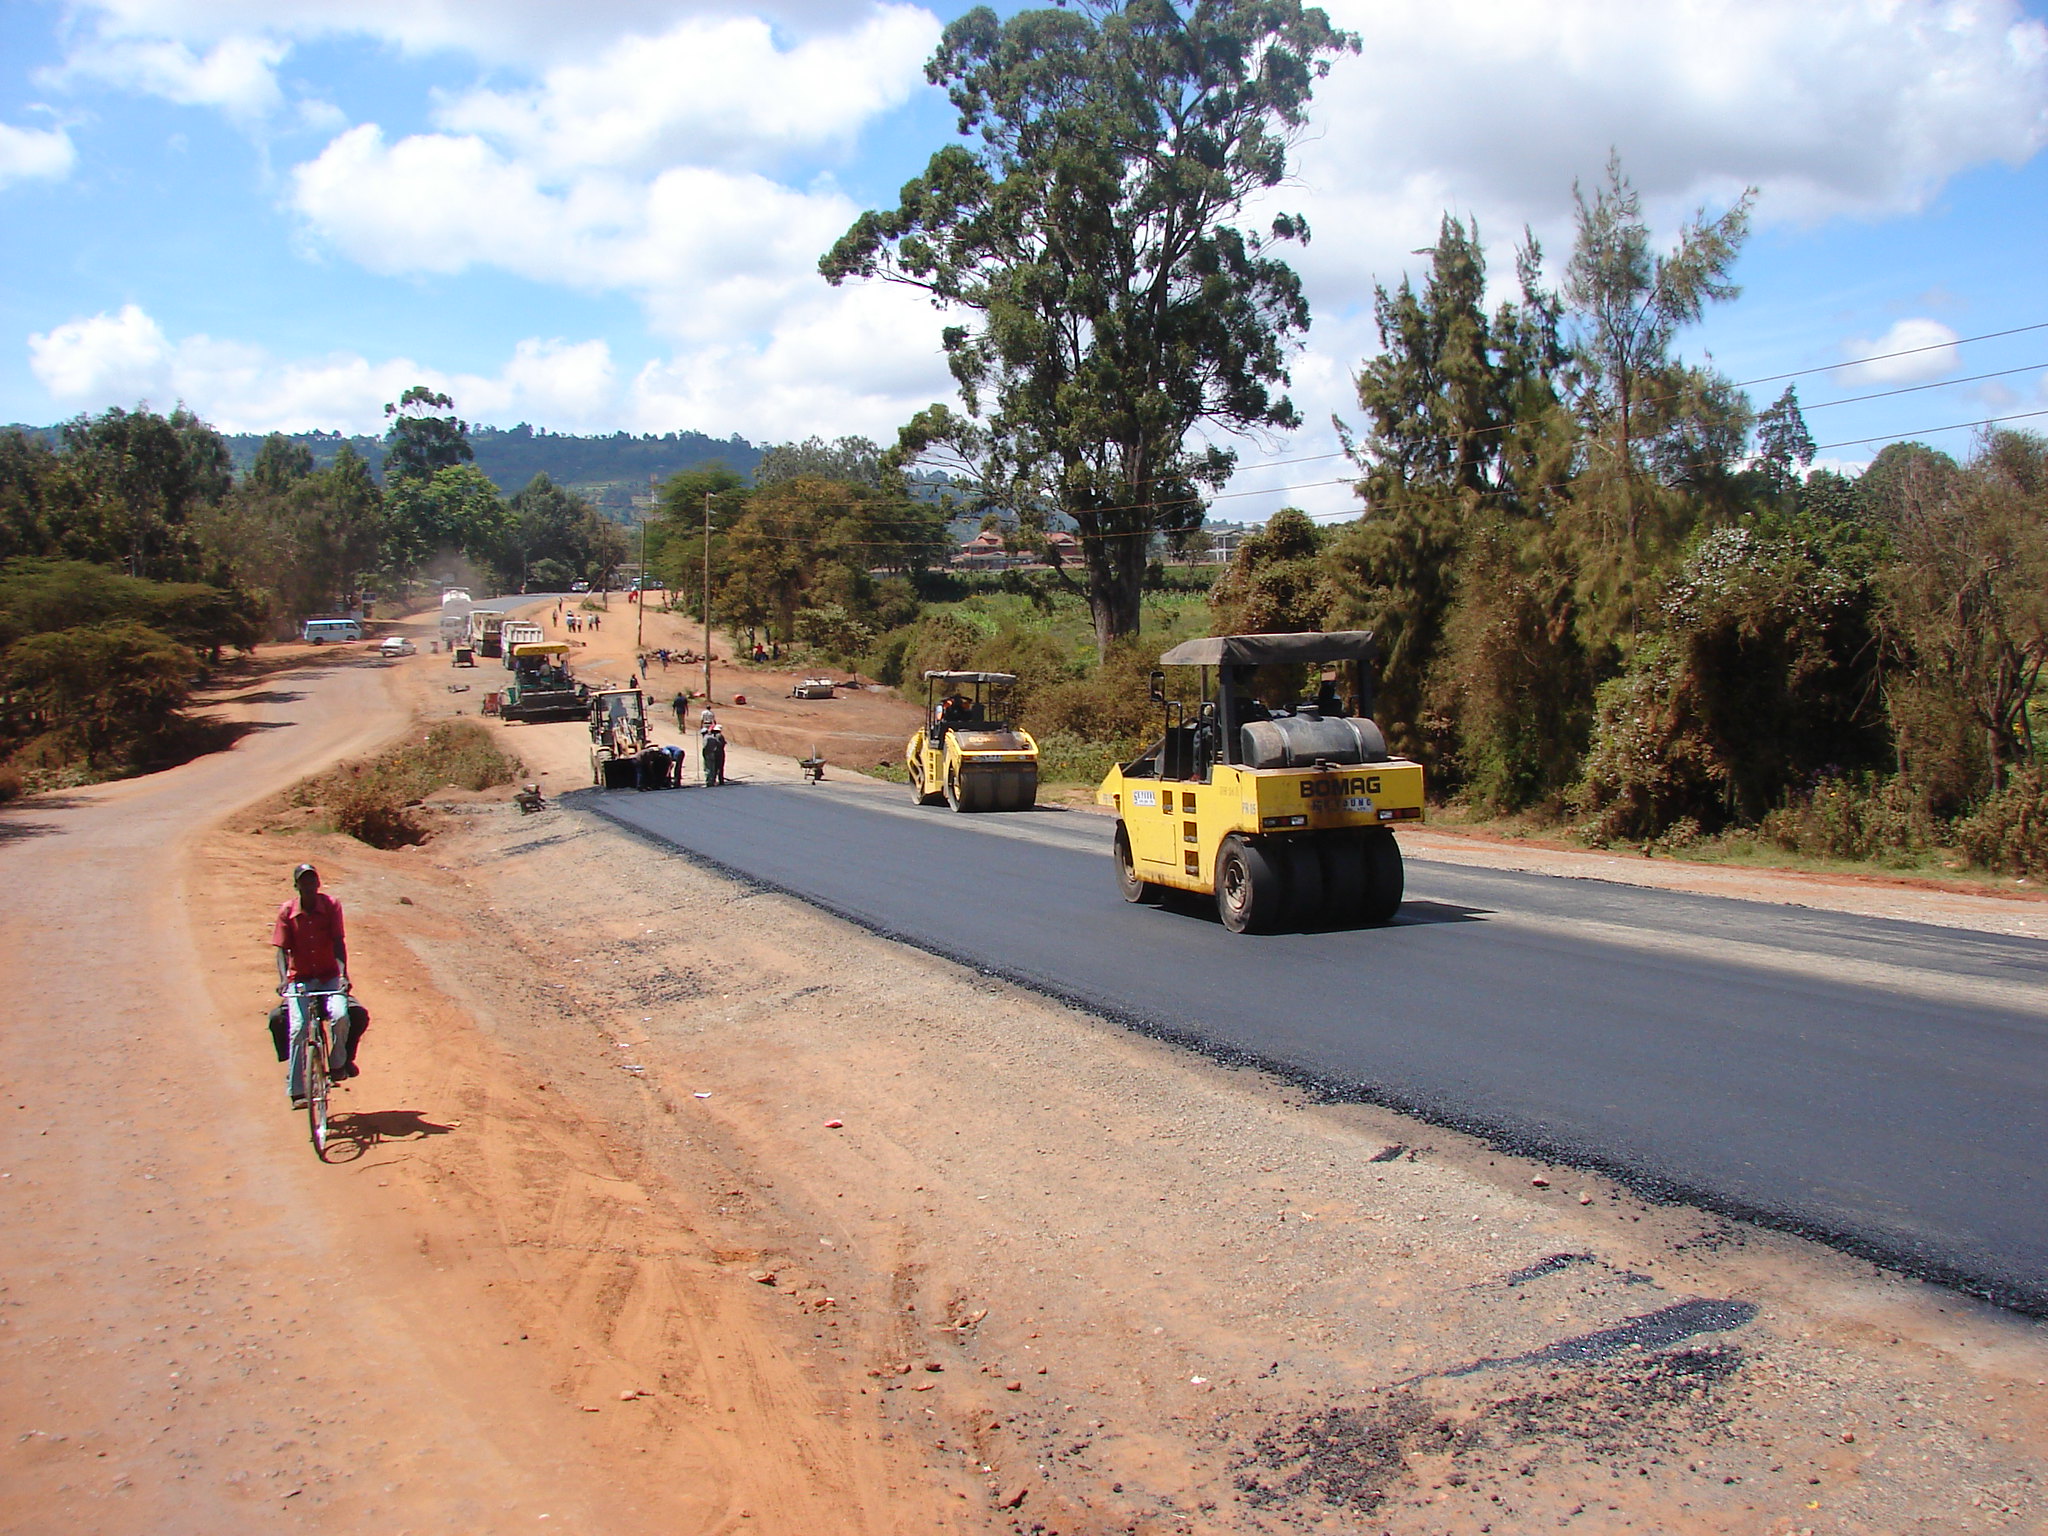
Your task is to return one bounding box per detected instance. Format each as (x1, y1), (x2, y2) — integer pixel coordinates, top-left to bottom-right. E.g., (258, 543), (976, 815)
(1811, 405), (2048, 453)
(1736, 320), (2048, 389)
(636, 323), (2048, 546)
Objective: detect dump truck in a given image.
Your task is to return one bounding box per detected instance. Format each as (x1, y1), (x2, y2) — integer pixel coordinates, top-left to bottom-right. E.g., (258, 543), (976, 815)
(1096, 631), (1424, 933)
(904, 670), (1039, 812)
(589, 687), (650, 787)
(500, 620), (545, 662)
(499, 642), (590, 723)
(467, 610), (506, 659)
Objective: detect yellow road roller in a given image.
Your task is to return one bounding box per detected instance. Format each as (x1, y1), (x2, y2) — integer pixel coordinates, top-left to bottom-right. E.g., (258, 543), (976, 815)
(905, 670), (1040, 812)
(1096, 632), (1424, 932)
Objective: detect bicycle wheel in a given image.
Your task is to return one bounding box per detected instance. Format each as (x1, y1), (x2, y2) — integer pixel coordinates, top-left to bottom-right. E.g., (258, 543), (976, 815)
(304, 1020), (331, 1157)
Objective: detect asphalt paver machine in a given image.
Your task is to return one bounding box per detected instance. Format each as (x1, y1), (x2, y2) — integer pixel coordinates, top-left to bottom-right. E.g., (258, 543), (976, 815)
(500, 642), (590, 723)
(1096, 631), (1425, 933)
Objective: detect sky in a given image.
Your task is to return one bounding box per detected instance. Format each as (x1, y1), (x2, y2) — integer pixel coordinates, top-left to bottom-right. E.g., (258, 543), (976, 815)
(3, 0), (2047, 521)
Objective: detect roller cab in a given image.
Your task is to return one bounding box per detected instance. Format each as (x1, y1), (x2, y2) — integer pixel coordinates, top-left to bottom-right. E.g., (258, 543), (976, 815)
(1096, 631), (1424, 932)
(905, 670), (1040, 812)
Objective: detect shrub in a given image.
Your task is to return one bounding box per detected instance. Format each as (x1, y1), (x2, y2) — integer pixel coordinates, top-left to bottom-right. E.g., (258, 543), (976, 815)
(1031, 730), (1141, 786)
(293, 720), (521, 847)
(2, 619), (197, 765)
(1021, 641), (1166, 743)
(0, 761), (20, 804)
(1758, 774), (1939, 863)
(1955, 771), (2048, 877)
(1571, 641), (1723, 843)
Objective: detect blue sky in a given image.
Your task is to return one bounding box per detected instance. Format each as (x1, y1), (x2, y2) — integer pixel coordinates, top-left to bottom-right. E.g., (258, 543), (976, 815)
(4, 0), (2046, 520)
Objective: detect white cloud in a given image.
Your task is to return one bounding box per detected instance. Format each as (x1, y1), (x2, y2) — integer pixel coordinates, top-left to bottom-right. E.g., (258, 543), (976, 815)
(29, 304), (175, 401)
(1278, 0), (2048, 303)
(65, 1), (918, 64)
(436, 8), (941, 174)
(0, 121), (77, 188)
(289, 125), (867, 341)
(25, 303), (628, 433)
(626, 283), (957, 441)
(46, 34), (287, 120)
(1840, 317), (1962, 384)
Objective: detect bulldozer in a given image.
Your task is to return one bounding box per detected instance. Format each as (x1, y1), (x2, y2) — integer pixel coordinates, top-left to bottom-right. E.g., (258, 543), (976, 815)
(1096, 632), (1424, 933)
(589, 687), (650, 787)
(904, 670), (1039, 812)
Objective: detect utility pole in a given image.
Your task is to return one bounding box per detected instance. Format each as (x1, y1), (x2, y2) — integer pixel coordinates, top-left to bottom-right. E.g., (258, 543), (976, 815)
(702, 492), (713, 708)
(634, 502), (647, 652)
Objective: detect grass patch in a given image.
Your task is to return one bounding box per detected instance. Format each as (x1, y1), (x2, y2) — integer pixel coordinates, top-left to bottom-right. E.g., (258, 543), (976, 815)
(291, 720), (522, 848)
(1430, 799), (2038, 890)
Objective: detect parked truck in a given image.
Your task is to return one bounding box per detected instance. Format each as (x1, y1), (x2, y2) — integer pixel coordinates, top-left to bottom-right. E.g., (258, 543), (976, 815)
(500, 620), (545, 662)
(467, 610), (506, 659)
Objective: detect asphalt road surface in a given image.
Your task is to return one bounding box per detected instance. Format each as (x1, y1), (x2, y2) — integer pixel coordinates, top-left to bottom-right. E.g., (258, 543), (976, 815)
(586, 775), (2048, 1314)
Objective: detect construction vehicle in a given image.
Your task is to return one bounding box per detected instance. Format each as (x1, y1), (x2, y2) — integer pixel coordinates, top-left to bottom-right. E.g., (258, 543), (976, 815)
(589, 687), (650, 787)
(499, 642), (590, 724)
(1096, 632), (1424, 933)
(904, 671), (1039, 812)
(500, 619), (544, 661)
(439, 587), (473, 644)
(467, 610), (506, 659)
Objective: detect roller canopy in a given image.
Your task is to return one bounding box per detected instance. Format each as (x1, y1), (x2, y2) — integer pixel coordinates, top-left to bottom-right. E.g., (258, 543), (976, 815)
(1156, 631), (1380, 667)
(922, 671), (1019, 685)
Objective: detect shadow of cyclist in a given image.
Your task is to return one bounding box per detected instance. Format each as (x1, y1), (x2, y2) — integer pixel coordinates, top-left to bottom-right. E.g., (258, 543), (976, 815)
(320, 1109), (456, 1162)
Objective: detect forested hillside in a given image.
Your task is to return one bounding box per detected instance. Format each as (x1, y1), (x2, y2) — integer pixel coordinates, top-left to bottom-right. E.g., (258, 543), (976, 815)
(5, 422), (765, 514)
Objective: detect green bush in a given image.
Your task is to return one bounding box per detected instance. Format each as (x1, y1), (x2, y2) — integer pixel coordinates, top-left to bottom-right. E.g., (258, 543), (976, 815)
(1020, 641), (1168, 743)
(1955, 771), (2048, 877)
(1570, 641), (1722, 843)
(2, 620), (197, 765)
(1758, 774), (1939, 863)
(1031, 730), (1141, 786)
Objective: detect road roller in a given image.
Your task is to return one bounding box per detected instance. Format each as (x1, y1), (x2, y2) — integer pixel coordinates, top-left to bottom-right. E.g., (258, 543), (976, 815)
(1096, 632), (1424, 932)
(905, 670), (1040, 812)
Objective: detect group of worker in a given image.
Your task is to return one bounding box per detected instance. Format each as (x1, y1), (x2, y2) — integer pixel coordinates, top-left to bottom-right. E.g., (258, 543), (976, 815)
(628, 701), (725, 789)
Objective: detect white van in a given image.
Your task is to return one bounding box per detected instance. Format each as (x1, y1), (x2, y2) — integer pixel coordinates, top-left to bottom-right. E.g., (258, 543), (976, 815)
(302, 618), (363, 644)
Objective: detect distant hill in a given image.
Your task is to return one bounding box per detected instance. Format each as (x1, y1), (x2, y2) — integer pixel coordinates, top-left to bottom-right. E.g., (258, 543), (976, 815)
(214, 425), (765, 515)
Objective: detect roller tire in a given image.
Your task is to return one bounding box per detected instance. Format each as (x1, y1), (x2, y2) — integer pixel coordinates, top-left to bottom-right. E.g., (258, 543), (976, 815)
(1279, 839), (1325, 927)
(1320, 833), (1369, 922)
(1115, 825), (1163, 905)
(1215, 835), (1283, 934)
(1360, 830), (1404, 925)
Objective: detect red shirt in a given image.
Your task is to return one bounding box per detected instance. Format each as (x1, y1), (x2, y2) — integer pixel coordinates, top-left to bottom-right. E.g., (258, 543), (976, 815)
(273, 893), (345, 981)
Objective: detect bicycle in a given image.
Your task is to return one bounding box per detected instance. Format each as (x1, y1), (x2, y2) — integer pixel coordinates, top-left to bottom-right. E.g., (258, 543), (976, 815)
(283, 981), (352, 1157)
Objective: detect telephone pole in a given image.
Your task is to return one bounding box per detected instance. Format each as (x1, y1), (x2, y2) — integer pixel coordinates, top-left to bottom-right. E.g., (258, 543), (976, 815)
(702, 492), (713, 708)
(634, 502), (648, 651)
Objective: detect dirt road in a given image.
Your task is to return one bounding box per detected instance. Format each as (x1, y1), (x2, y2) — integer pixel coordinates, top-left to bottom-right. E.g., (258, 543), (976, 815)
(4, 619), (2046, 1535)
(0, 644), (957, 1535)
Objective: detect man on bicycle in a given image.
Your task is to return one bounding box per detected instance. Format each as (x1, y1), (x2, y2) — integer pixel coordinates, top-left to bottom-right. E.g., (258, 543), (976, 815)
(273, 863), (359, 1108)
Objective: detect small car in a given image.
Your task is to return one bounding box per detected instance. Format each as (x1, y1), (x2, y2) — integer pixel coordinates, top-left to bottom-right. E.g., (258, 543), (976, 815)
(378, 636), (417, 657)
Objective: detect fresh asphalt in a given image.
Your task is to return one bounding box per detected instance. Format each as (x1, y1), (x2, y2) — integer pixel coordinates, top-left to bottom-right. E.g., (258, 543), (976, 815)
(581, 771), (2048, 1315)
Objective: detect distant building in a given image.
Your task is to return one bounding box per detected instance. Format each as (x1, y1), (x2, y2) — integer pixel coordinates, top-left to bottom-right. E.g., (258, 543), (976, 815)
(954, 528), (1012, 569)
